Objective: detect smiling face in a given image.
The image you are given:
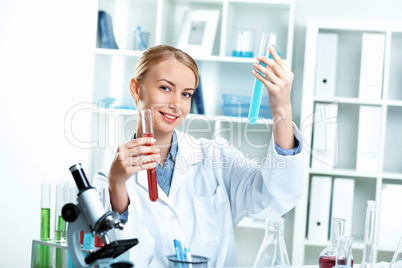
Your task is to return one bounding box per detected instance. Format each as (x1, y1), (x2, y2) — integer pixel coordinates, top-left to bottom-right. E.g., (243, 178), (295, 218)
(131, 59), (196, 138)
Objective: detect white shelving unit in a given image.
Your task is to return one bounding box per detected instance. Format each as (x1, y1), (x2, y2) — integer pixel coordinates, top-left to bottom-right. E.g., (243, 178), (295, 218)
(292, 18), (402, 265)
(89, 0), (295, 266)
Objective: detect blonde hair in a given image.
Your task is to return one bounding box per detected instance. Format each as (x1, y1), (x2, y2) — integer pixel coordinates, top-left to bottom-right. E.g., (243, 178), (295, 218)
(134, 45), (199, 88)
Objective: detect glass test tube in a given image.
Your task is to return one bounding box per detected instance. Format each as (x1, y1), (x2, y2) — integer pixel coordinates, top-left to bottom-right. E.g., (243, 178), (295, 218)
(141, 109), (158, 202)
(248, 33), (271, 124)
(95, 186), (109, 247)
(40, 182), (51, 268)
(55, 182), (68, 268)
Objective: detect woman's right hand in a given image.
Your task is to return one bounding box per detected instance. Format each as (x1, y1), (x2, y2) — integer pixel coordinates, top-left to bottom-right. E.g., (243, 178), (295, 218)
(109, 137), (160, 183)
(108, 137), (160, 213)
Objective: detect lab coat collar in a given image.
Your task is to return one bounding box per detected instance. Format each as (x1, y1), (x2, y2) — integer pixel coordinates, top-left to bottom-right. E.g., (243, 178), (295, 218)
(136, 130), (204, 202)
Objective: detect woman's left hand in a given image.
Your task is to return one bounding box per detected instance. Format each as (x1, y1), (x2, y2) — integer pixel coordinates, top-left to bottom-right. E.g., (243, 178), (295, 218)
(252, 46), (294, 118)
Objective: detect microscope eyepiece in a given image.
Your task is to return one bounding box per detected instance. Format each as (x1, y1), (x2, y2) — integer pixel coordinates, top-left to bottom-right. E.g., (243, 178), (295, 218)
(69, 163), (91, 191)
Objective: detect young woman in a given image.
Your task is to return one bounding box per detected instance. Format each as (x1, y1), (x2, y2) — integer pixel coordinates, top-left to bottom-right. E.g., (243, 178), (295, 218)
(94, 44), (303, 267)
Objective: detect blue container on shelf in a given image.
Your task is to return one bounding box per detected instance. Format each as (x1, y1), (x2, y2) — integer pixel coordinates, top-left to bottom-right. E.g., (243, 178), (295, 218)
(221, 94), (272, 119)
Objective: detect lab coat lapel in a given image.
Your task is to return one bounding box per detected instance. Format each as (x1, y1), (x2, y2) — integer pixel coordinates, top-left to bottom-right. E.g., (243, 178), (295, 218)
(169, 131), (204, 198)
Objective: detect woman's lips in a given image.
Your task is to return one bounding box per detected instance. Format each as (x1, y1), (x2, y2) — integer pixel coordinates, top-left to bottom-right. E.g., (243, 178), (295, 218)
(159, 111), (179, 123)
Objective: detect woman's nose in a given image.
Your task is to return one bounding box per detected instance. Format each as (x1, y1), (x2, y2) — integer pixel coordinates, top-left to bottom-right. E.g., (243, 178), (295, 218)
(169, 93), (181, 110)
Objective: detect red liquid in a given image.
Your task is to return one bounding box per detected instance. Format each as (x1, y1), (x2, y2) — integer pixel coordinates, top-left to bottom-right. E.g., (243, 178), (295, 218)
(319, 256), (354, 268)
(144, 133), (158, 202)
(95, 235), (104, 247)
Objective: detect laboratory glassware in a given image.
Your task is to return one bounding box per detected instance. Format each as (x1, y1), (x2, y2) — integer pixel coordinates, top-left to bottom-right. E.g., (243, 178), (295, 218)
(390, 235), (402, 268)
(248, 32), (271, 124)
(253, 218), (290, 268)
(360, 200), (376, 268)
(319, 218), (354, 268)
(141, 109), (158, 201)
(95, 185), (110, 247)
(55, 182), (68, 267)
(40, 182), (51, 268)
(334, 236), (354, 268)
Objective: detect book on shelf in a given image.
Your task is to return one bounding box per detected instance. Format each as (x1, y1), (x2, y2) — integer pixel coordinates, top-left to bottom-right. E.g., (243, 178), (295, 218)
(356, 105), (381, 172)
(315, 33), (338, 98)
(308, 176), (332, 241)
(311, 102), (338, 169)
(358, 33), (385, 100)
(98, 11), (119, 49)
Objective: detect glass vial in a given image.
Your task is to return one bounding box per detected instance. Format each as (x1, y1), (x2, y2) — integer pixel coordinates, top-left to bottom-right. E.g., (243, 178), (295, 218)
(253, 218), (290, 268)
(319, 218), (353, 268)
(360, 200), (376, 268)
(40, 182), (51, 268)
(334, 236), (354, 268)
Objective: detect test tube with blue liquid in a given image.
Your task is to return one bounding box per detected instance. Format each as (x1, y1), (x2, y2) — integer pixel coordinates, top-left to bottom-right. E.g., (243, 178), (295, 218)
(248, 33), (271, 124)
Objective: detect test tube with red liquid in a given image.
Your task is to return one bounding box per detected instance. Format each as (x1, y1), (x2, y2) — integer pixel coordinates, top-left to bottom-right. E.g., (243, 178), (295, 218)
(141, 109), (158, 202)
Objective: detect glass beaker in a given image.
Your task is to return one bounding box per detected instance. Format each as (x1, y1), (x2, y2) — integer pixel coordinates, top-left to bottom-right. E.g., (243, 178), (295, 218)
(334, 236), (354, 268)
(390, 235), (402, 268)
(253, 218), (290, 268)
(319, 218), (354, 268)
(360, 201), (376, 268)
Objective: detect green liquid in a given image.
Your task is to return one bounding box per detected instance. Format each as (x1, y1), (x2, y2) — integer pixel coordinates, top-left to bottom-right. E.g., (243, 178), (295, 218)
(55, 215), (66, 268)
(40, 208), (51, 268)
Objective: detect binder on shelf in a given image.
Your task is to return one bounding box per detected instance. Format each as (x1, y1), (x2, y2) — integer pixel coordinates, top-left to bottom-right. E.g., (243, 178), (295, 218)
(98, 11), (119, 49)
(356, 105), (381, 172)
(315, 33), (338, 98)
(311, 103), (338, 169)
(358, 33), (385, 100)
(307, 176), (332, 241)
(379, 184), (402, 249)
(330, 178), (355, 236)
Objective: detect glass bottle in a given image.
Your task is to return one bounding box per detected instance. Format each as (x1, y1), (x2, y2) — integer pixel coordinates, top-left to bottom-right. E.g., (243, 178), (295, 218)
(253, 218), (290, 268)
(319, 218), (353, 268)
(334, 236), (354, 268)
(360, 200), (376, 268)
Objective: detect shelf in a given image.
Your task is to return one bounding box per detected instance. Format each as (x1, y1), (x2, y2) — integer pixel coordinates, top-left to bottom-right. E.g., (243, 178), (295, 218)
(313, 97), (383, 106)
(308, 168), (380, 179)
(382, 172), (402, 180)
(294, 18), (402, 265)
(95, 48), (143, 57)
(385, 99), (402, 107)
(95, 48), (292, 65)
(229, 0), (292, 5)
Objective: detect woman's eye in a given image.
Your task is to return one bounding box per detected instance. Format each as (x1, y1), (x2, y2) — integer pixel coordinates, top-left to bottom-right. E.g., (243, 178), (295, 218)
(183, 92), (193, 98)
(160, 86), (170, 92)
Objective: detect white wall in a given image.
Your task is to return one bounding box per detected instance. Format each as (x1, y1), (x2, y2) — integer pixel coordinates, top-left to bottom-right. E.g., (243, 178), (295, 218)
(1, 0), (402, 266)
(0, 0), (96, 266)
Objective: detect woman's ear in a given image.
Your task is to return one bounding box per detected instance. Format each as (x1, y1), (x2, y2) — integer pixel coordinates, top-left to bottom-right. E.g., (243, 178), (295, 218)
(130, 78), (140, 101)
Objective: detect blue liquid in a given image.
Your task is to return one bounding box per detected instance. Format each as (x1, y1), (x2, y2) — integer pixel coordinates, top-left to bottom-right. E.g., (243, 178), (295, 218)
(248, 62), (269, 124)
(83, 233), (94, 250)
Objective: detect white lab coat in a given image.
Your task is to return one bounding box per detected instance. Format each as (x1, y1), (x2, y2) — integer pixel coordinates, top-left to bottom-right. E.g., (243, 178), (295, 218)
(93, 123), (303, 267)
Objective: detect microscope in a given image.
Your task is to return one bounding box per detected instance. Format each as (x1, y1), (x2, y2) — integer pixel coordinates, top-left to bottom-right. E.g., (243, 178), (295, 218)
(62, 163), (138, 268)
